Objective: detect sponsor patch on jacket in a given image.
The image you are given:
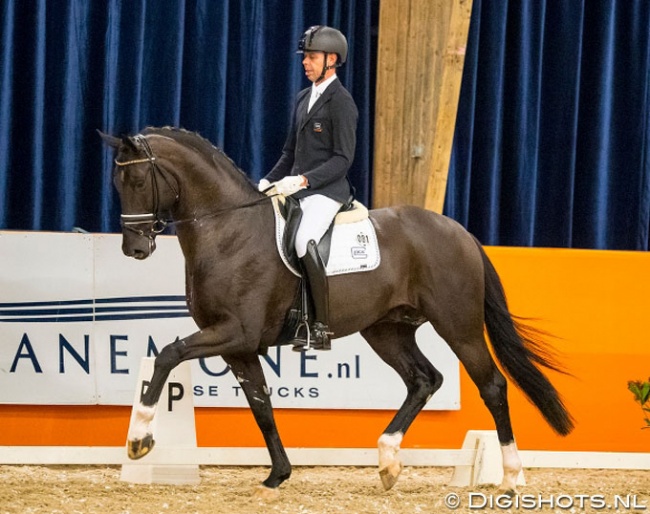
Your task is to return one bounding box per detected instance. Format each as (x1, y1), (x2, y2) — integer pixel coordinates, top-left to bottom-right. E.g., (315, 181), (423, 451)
(313, 122), (322, 133)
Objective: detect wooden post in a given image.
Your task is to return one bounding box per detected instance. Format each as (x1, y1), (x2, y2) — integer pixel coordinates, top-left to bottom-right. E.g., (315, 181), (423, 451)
(373, 0), (473, 213)
(424, 0), (473, 213)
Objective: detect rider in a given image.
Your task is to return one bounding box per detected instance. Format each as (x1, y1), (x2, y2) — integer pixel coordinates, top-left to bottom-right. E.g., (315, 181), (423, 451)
(259, 25), (358, 350)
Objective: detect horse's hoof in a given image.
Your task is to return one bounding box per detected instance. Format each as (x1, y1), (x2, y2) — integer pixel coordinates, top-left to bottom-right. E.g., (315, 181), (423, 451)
(498, 487), (518, 497)
(127, 433), (155, 460)
(379, 460), (403, 491)
(253, 485), (281, 501)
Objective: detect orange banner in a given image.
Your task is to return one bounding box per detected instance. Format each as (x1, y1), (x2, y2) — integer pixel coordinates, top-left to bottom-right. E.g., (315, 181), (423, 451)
(1, 247), (649, 453)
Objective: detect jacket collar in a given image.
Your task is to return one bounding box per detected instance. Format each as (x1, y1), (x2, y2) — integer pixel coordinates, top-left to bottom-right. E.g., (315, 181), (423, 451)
(299, 78), (341, 130)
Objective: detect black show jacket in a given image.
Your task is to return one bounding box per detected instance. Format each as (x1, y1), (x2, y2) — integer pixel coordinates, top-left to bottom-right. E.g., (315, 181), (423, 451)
(264, 78), (358, 204)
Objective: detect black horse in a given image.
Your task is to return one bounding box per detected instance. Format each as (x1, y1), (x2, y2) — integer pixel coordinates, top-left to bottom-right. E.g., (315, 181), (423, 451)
(100, 127), (573, 497)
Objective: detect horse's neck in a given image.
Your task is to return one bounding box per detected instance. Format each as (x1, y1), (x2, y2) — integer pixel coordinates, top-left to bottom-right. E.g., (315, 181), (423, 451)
(167, 145), (260, 220)
(154, 135), (272, 261)
(175, 200), (275, 269)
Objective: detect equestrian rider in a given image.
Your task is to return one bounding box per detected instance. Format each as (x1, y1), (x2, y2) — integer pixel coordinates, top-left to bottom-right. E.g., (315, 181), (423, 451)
(259, 26), (358, 350)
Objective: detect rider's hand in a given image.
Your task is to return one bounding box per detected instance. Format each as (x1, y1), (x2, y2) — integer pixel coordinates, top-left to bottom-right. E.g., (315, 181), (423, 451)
(258, 179), (271, 192)
(274, 175), (308, 196)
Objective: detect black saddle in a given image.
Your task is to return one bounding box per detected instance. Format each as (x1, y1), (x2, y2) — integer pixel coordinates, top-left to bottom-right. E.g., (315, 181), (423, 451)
(280, 195), (355, 271)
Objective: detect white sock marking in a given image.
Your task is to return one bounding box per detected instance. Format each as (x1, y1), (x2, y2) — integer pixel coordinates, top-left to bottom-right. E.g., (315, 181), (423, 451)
(128, 403), (156, 441)
(500, 441), (522, 491)
(378, 432), (403, 469)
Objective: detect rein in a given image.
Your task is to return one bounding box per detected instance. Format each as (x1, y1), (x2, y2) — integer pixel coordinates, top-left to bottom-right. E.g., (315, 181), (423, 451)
(170, 195), (277, 227)
(115, 136), (276, 237)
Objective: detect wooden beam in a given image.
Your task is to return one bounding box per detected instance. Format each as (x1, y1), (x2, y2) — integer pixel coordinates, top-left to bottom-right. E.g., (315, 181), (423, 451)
(424, 0), (473, 213)
(373, 0), (473, 212)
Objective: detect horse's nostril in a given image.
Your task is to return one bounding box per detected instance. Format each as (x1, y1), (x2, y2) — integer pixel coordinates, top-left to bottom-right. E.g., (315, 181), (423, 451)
(122, 238), (155, 259)
(122, 245), (145, 259)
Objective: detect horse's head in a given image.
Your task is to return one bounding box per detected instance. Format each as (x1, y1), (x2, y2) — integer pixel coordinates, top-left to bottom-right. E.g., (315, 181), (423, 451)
(100, 131), (179, 260)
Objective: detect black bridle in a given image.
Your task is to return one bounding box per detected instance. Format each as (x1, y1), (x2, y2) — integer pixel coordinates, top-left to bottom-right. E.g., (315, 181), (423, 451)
(114, 135), (179, 240)
(114, 135), (277, 241)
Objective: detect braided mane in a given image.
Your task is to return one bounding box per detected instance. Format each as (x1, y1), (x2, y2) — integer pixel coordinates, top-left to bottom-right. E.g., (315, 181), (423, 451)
(141, 126), (256, 187)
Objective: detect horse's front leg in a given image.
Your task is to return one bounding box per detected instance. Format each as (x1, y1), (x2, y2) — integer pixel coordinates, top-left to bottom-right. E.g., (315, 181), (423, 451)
(127, 318), (255, 460)
(224, 353), (291, 499)
(127, 337), (188, 459)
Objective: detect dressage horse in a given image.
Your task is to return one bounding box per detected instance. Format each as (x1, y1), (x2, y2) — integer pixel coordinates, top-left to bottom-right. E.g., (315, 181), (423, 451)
(100, 127), (573, 496)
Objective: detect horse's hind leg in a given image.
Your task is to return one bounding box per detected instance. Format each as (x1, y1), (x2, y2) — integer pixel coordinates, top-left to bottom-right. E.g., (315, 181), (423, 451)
(360, 322), (443, 491)
(223, 353), (291, 498)
(449, 335), (521, 494)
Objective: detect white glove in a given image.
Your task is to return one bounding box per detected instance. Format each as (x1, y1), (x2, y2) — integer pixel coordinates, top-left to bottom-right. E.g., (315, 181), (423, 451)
(258, 179), (271, 192)
(274, 175), (307, 196)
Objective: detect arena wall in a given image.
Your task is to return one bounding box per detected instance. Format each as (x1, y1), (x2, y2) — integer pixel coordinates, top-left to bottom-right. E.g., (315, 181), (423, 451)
(1, 238), (649, 455)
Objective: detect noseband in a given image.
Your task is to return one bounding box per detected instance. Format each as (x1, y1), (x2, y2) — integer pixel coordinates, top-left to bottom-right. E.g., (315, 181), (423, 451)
(114, 136), (179, 242)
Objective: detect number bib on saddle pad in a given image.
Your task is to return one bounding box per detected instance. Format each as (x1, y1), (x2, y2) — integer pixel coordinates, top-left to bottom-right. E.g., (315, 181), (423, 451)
(271, 196), (381, 277)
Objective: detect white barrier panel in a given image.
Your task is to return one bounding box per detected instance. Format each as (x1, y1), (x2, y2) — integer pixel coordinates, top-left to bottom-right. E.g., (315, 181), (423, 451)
(0, 232), (97, 404)
(120, 358), (199, 485)
(0, 231), (459, 409)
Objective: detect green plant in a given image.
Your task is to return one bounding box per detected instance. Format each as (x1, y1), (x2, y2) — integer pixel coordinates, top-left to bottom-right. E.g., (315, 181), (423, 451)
(628, 378), (650, 429)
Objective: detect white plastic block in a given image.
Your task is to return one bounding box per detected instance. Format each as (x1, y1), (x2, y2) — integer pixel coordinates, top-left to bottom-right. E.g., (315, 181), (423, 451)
(449, 430), (526, 487)
(120, 358), (200, 485)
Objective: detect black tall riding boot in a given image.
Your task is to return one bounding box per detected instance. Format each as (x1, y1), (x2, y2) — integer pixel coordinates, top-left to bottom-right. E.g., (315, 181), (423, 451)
(292, 239), (332, 351)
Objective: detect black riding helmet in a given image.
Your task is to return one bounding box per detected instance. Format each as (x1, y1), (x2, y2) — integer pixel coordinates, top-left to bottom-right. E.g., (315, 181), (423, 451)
(297, 25), (348, 82)
(297, 25), (348, 64)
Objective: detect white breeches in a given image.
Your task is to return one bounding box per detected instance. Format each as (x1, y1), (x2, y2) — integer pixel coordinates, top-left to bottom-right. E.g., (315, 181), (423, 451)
(295, 194), (343, 258)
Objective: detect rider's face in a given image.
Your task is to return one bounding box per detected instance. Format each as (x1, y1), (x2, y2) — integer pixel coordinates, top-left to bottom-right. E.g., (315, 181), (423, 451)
(302, 51), (336, 84)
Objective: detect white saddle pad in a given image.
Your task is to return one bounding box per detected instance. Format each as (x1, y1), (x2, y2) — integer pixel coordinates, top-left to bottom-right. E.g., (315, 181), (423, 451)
(271, 197), (381, 277)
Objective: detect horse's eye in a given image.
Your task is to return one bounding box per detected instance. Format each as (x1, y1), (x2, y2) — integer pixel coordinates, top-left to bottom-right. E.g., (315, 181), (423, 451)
(132, 179), (146, 191)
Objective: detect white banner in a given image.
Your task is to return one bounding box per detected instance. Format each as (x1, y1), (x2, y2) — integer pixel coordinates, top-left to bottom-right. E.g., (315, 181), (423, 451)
(0, 231), (459, 410)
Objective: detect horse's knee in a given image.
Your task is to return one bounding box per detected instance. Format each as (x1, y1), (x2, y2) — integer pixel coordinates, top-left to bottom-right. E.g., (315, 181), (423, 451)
(427, 367), (444, 398)
(155, 339), (185, 370)
(139, 339), (186, 407)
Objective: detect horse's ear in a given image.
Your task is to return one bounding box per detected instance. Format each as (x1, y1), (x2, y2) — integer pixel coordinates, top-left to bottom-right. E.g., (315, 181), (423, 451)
(97, 129), (121, 149)
(124, 136), (141, 151)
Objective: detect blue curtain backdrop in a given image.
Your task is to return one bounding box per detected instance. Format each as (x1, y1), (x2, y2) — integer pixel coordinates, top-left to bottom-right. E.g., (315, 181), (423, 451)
(0, 0), (377, 233)
(446, 0), (650, 250)
(1, 1), (649, 250)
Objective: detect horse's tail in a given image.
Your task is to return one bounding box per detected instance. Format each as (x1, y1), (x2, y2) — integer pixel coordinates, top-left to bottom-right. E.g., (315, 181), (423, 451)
(476, 239), (575, 436)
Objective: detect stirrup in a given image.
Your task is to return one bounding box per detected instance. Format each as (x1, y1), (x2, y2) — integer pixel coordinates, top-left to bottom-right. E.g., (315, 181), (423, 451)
(290, 320), (312, 352)
(290, 321), (332, 351)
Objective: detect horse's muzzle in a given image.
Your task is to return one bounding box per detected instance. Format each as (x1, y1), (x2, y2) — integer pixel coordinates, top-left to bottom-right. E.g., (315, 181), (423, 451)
(122, 232), (156, 260)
